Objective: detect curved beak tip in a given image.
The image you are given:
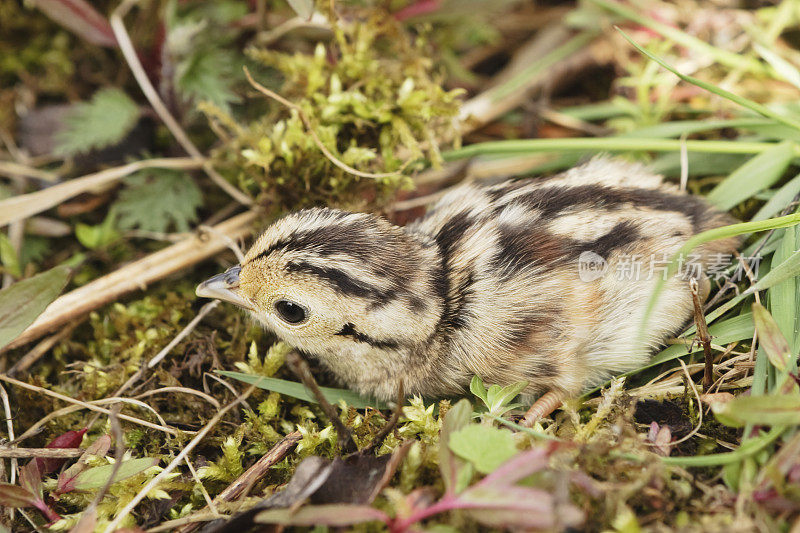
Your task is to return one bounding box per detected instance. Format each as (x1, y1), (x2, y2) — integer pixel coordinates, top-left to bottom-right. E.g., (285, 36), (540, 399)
(196, 265), (252, 310)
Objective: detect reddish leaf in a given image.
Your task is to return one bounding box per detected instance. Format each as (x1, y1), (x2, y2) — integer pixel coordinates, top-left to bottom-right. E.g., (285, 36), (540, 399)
(19, 461), (42, 499)
(36, 427), (88, 475)
(256, 504), (389, 527)
(0, 483), (36, 508)
(33, 0), (117, 47)
(475, 445), (551, 489)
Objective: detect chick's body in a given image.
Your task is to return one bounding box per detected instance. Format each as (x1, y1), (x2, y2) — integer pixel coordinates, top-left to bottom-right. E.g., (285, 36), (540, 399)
(199, 158), (739, 402)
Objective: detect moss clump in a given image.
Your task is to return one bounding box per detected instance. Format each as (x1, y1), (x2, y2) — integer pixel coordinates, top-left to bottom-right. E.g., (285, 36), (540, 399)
(204, 5), (463, 212)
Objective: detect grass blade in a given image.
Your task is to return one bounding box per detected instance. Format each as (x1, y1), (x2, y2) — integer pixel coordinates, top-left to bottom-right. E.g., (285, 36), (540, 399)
(617, 28), (800, 132)
(217, 371), (387, 409)
(706, 141), (795, 211)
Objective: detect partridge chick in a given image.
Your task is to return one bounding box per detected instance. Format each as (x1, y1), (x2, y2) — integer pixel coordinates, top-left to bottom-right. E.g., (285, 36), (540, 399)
(197, 158), (738, 420)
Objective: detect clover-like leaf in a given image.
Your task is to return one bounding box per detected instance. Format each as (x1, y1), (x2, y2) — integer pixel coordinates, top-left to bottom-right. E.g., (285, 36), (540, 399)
(449, 424), (518, 474)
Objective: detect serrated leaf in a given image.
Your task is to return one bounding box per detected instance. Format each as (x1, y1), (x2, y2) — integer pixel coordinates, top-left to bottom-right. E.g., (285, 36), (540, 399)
(0, 483), (36, 508)
(753, 303), (792, 372)
(0, 265), (70, 350)
(712, 395), (800, 427)
(449, 424), (517, 474)
(55, 89), (140, 156)
(114, 170), (202, 233)
(177, 48), (241, 109)
(72, 457), (159, 491)
(217, 371), (386, 409)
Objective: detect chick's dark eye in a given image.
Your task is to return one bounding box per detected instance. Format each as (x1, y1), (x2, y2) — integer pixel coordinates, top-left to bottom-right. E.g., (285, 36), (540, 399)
(275, 300), (307, 324)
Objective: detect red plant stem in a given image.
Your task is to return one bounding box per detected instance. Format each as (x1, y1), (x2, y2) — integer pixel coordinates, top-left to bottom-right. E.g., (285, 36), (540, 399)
(389, 493), (496, 533)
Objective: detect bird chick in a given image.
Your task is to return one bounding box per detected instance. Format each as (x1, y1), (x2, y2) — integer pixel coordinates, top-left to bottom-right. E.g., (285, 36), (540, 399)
(197, 157), (739, 418)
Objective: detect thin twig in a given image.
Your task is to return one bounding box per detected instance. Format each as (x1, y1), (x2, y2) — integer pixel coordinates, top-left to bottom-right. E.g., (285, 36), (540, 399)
(243, 67), (399, 180)
(285, 351), (357, 454)
(0, 383), (16, 485)
(0, 374), (182, 437)
(197, 226), (245, 264)
(184, 457), (220, 518)
(0, 447), (83, 459)
(8, 322), (79, 376)
(134, 387), (221, 410)
(3, 210), (257, 351)
(0, 157), (202, 228)
(669, 360), (704, 447)
(110, 0), (253, 206)
(364, 381), (404, 454)
(0, 160), (59, 182)
(102, 384), (258, 533)
(175, 431), (302, 533)
(149, 301), (221, 368)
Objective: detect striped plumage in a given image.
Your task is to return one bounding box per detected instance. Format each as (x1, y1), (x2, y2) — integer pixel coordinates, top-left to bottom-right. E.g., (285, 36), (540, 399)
(198, 157), (739, 406)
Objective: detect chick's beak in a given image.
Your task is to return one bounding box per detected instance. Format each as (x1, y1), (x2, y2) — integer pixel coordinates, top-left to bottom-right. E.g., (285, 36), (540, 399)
(196, 265), (253, 310)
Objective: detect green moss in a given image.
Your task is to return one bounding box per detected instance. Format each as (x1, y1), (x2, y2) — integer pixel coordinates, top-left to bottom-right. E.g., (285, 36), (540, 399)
(204, 5), (463, 212)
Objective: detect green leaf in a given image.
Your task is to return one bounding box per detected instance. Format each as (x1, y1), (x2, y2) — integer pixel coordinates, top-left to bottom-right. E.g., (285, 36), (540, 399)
(0, 266), (70, 350)
(449, 424), (518, 474)
(768, 224), (800, 359)
(754, 43), (800, 92)
(177, 48), (241, 110)
(616, 28), (800, 132)
(752, 303), (792, 373)
(114, 169), (203, 233)
(706, 141), (795, 211)
(485, 380), (528, 415)
(75, 213), (120, 250)
(753, 172), (800, 221)
(0, 233), (21, 278)
(217, 371), (386, 409)
(469, 375), (488, 403)
(439, 399), (474, 494)
(712, 395), (800, 427)
(72, 457), (159, 491)
(746, 248), (800, 296)
(55, 88), (140, 156)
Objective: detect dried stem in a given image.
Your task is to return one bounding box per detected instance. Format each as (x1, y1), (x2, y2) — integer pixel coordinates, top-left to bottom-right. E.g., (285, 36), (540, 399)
(0, 448), (83, 459)
(690, 278), (715, 391)
(0, 374), (182, 437)
(110, 0), (253, 206)
(0, 157), (201, 228)
(175, 431), (302, 533)
(102, 384), (258, 533)
(4, 210), (257, 351)
(286, 351), (357, 454)
(7, 322), (79, 376)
